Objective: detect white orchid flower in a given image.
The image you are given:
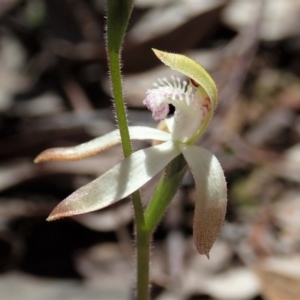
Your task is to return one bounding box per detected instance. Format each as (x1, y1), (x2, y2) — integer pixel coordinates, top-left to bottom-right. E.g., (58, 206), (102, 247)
(35, 49), (227, 257)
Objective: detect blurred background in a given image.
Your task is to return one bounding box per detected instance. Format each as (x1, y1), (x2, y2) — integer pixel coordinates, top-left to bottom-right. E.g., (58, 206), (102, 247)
(1, 0), (300, 299)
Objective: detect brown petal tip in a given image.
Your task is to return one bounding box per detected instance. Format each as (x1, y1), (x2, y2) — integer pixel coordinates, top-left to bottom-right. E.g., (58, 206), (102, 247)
(34, 149), (63, 163)
(34, 148), (84, 163)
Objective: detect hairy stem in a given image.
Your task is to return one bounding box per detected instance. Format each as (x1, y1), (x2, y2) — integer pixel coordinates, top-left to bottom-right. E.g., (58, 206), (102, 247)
(136, 229), (151, 300)
(106, 1), (149, 299)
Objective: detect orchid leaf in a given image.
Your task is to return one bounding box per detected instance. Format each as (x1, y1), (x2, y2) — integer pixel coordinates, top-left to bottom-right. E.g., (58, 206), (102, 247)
(106, 0), (134, 53)
(179, 144), (227, 258)
(47, 140), (180, 221)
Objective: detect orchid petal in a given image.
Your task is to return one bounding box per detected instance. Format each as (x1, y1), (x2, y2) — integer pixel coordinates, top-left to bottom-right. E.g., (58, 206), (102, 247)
(180, 145), (227, 258)
(47, 140), (180, 221)
(34, 126), (171, 163)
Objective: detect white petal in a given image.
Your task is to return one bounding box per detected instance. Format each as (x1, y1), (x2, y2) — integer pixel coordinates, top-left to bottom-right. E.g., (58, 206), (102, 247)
(48, 140), (180, 220)
(180, 145), (227, 257)
(128, 126), (171, 141)
(35, 126), (171, 162)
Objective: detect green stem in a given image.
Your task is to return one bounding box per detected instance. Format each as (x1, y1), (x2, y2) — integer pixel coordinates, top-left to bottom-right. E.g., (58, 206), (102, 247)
(106, 26), (146, 266)
(105, 0), (135, 159)
(108, 51), (133, 158)
(107, 50), (145, 229)
(136, 229), (151, 300)
(145, 155), (187, 233)
(106, 2), (149, 299)
(108, 36), (148, 300)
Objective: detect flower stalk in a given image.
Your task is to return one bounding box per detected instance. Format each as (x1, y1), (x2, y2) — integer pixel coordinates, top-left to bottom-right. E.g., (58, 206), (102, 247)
(106, 1), (149, 299)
